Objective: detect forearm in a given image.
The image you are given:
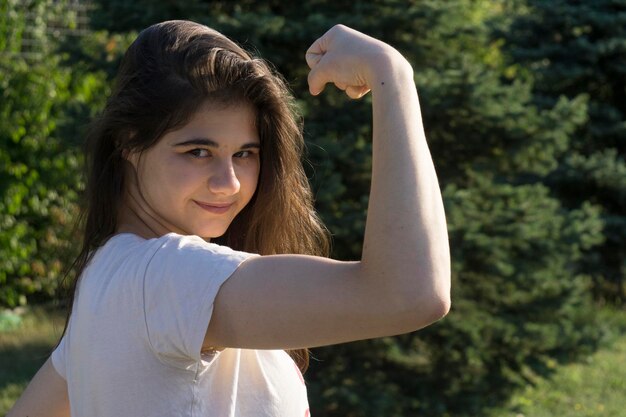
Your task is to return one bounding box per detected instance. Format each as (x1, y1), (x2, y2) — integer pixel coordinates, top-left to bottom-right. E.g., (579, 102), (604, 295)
(303, 24), (450, 328)
(360, 55), (451, 319)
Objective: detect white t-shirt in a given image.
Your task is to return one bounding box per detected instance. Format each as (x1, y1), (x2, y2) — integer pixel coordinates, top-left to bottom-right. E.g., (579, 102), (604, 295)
(51, 233), (310, 417)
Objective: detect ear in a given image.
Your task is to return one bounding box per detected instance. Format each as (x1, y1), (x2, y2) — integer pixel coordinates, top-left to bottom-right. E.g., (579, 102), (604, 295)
(122, 148), (141, 169)
(120, 131), (139, 166)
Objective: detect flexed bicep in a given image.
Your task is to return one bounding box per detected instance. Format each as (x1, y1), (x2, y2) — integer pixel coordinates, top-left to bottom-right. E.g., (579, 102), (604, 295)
(203, 254), (440, 351)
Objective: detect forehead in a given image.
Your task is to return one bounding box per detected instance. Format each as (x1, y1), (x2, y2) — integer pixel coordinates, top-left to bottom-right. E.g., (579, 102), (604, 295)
(162, 101), (259, 147)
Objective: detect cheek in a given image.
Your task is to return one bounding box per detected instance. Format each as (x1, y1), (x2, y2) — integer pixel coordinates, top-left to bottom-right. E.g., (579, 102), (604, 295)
(141, 158), (200, 204)
(243, 162), (261, 195)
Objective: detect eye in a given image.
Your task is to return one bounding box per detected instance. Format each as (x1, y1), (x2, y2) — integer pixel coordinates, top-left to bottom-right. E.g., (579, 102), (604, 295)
(188, 148), (210, 158)
(234, 150), (257, 158)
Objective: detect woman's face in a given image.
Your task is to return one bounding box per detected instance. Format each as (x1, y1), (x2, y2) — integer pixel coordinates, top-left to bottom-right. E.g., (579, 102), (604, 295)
(125, 101), (261, 239)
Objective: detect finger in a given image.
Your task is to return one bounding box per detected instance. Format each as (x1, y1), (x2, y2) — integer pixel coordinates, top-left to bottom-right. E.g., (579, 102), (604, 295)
(335, 81), (348, 91)
(346, 85), (371, 99)
(307, 64), (329, 96)
(305, 28), (338, 95)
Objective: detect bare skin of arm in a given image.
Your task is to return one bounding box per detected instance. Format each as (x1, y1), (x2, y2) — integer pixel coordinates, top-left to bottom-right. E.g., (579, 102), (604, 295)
(205, 25), (451, 350)
(6, 358), (70, 417)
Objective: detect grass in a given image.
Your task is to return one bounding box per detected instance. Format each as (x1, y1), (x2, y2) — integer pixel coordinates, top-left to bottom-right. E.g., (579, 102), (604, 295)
(1, 305), (625, 416)
(486, 307), (626, 417)
(0, 304), (66, 415)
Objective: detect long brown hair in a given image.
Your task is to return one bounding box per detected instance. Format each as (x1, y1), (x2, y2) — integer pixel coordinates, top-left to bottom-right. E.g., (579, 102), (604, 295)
(57, 20), (330, 373)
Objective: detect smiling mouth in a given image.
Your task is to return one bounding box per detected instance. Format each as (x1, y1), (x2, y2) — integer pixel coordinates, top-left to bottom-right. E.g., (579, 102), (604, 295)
(194, 200), (233, 214)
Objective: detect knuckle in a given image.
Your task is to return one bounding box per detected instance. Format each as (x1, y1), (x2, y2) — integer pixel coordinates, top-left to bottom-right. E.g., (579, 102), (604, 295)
(331, 24), (347, 34)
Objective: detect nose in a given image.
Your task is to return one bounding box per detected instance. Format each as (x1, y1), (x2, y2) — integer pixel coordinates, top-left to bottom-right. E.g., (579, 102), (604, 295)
(208, 159), (240, 195)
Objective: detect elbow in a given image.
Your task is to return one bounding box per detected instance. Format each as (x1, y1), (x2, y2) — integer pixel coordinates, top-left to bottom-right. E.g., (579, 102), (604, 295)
(426, 258), (452, 321)
(363, 262), (451, 334)
(405, 273), (451, 330)
(428, 270), (452, 322)
(392, 292), (449, 335)
(412, 292), (451, 331)
(430, 291), (451, 321)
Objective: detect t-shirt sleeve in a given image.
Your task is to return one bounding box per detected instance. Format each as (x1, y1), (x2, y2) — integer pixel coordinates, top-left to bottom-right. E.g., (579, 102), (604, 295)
(142, 234), (257, 368)
(50, 332), (68, 379)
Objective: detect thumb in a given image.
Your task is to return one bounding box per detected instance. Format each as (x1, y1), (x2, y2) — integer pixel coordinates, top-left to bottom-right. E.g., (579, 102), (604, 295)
(305, 32), (329, 68)
(305, 29), (335, 96)
(305, 50), (323, 69)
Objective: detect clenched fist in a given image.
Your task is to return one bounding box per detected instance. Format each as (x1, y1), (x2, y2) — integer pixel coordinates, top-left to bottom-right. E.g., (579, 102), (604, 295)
(305, 24), (411, 99)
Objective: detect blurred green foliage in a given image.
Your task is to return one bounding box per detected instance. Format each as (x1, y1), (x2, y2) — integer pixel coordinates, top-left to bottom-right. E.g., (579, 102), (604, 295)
(503, 0), (626, 304)
(0, 0), (107, 307)
(1, 0), (623, 416)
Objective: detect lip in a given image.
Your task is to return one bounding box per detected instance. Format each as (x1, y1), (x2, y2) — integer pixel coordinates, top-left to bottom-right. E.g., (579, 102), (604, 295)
(193, 200), (234, 214)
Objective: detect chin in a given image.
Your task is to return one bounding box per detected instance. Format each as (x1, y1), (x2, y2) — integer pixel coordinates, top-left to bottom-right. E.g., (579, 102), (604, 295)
(195, 227), (229, 240)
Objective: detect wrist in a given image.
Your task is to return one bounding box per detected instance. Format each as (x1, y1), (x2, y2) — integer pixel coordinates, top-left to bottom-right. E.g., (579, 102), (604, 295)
(367, 52), (414, 93)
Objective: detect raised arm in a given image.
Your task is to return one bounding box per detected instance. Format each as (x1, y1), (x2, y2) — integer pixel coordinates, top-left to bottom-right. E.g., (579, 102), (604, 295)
(205, 25), (451, 350)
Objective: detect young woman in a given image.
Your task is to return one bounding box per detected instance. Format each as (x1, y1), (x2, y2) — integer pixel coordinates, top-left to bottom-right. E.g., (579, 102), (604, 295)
(8, 20), (450, 417)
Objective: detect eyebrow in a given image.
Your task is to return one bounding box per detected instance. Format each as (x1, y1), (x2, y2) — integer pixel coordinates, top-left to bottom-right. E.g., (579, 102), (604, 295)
(172, 138), (261, 149)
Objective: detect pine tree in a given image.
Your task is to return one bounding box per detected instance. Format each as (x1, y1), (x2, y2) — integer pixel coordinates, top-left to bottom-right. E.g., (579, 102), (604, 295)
(503, 0), (626, 304)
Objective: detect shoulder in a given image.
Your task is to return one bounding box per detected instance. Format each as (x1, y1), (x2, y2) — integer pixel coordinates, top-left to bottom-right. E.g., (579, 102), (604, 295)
(85, 233), (251, 277)
(93, 232), (258, 283)
(142, 233), (258, 271)
(153, 233), (257, 258)
(103, 232), (255, 257)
